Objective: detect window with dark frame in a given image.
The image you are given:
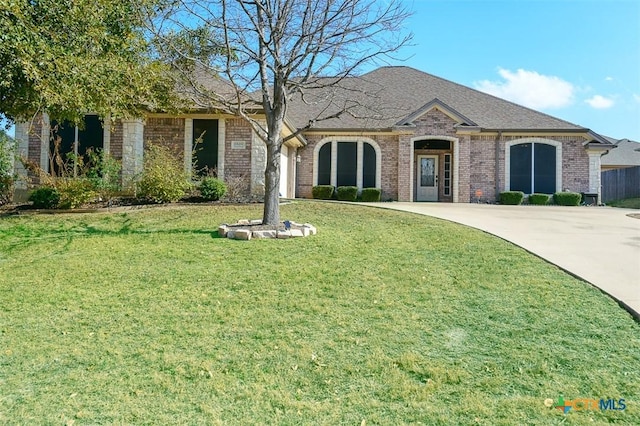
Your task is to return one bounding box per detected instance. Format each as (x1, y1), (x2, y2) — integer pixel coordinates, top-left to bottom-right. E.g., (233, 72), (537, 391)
(337, 142), (357, 186)
(49, 115), (104, 176)
(509, 142), (556, 194)
(443, 154), (451, 196)
(316, 141), (377, 189)
(362, 143), (376, 188)
(317, 143), (331, 185)
(192, 119), (219, 176)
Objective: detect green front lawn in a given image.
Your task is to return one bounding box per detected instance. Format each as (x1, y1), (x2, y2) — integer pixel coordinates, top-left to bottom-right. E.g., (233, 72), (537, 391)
(608, 197), (640, 209)
(1, 202), (638, 425)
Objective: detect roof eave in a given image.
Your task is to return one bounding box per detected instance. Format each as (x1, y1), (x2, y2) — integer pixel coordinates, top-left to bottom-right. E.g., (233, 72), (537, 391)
(585, 142), (615, 151)
(585, 130), (613, 145)
(283, 118), (307, 147)
(480, 127), (589, 134)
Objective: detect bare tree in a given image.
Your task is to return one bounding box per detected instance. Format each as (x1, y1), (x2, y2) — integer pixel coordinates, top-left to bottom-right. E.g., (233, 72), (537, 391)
(149, 0), (412, 225)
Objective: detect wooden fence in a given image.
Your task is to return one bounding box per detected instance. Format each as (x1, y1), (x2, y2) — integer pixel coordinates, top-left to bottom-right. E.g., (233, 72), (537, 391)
(601, 166), (640, 202)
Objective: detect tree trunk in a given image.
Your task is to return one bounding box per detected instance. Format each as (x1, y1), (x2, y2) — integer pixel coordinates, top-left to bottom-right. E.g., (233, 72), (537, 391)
(262, 137), (281, 226)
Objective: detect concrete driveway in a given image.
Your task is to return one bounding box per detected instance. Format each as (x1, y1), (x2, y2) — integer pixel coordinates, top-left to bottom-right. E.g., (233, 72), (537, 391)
(363, 202), (640, 320)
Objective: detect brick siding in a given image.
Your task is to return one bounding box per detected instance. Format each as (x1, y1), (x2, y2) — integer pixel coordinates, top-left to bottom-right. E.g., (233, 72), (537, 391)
(469, 135), (499, 202)
(109, 120), (124, 161)
(224, 118), (252, 182)
(296, 134), (400, 200)
(295, 109), (592, 203)
(19, 112), (594, 203)
(143, 117), (185, 156)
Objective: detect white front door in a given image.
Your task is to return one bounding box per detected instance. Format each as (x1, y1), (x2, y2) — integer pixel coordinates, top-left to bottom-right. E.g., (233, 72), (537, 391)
(416, 155), (438, 201)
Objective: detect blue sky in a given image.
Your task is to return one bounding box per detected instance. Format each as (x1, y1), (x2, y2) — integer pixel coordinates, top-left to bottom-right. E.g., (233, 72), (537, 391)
(390, 0), (640, 140)
(4, 0), (638, 141)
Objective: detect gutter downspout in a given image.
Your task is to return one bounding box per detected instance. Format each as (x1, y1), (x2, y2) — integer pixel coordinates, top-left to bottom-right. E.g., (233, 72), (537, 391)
(495, 131), (502, 200)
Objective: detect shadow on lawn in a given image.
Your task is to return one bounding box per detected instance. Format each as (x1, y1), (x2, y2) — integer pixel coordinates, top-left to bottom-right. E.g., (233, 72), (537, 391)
(1, 217), (224, 255)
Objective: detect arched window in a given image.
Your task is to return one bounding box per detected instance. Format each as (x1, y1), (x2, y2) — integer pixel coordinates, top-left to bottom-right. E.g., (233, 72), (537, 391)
(317, 143), (331, 185)
(314, 138), (380, 190)
(363, 143), (376, 188)
(509, 141), (557, 194)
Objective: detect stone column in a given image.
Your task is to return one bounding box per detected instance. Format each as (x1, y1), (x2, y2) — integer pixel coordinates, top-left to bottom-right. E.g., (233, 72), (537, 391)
(250, 124), (267, 198)
(356, 140), (363, 190)
(217, 119), (226, 180)
(39, 113), (50, 172)
(330, 141), (337, 188)
(13, 122), (30, 190)
(183, 118), (193, 174)
(121, 119), (144, 189)
(103, 116), (111, 156)
(453, 138), (460, 203)
(397, 135), (413, 201)
(587, 150), (603, 203)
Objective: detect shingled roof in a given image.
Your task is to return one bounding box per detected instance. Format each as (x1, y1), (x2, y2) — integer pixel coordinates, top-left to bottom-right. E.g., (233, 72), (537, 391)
(286, 66), (590, 133)
(601, 138), (640, 167)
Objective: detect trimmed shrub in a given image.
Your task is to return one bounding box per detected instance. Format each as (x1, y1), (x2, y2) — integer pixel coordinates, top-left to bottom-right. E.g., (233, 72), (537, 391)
(361, 187), (381, 202)
(56, 178), (96, 209)
(336, 186), (358, 201)
(528, 193), (550, 205)
(28, 186), (60, 209)
(137, 144), (193, 203)
(312, 185), (334, 200)
(554, 191), (581, 206)
(499, 191), (524, 205)
(199, 177), (227, 201)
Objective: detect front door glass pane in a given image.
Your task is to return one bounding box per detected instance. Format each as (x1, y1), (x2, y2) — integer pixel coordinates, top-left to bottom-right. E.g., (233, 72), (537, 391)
(420, 157), (435, 187)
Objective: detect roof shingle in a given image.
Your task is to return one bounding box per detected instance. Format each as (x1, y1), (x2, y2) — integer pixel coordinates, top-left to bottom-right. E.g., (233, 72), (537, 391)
(286, 66), (587, 132)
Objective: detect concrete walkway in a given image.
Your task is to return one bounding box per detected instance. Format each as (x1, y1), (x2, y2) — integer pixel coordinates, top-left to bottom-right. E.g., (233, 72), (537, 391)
(363, 202), (640, 320)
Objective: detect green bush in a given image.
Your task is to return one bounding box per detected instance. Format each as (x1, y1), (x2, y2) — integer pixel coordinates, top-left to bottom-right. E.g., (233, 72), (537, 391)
(56, 178), (96, 209)
(499, 191), (524, 205)
(28, 186), (60, 209)
(84, 148), (122, 202)
(361, 187), (381, 202)
(199, 177), (227, 201)
(0, 129), (15, 205)
(312, 185), (334, 200)
(0, 175), (13, 206)
(554, 191), (581, 206)
(528, 193), (550, 205)
(336, 186), (358, 202)
(137, 144), (193, 203)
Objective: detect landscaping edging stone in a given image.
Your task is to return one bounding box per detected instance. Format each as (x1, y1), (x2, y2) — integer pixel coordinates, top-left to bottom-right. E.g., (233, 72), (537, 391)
(218, 220), (317, 240)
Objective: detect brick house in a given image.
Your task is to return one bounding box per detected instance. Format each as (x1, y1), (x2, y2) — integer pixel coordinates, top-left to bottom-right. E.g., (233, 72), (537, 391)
(14, 66), (614, 202)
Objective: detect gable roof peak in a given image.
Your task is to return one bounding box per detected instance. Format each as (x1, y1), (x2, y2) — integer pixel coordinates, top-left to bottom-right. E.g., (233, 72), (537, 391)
(397, 97), (478, 127)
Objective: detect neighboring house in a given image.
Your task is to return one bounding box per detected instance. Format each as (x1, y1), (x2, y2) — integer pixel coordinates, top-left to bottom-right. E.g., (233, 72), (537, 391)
(13, 66), (615, 203)
(601, 138), (640, 170)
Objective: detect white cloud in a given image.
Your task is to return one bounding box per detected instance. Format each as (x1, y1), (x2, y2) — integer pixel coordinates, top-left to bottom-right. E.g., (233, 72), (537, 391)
(605, 76), (614, 81)
(585, 95), (615, 109)
(634, 94), (640, 103)
(474, 68), (575, 110)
